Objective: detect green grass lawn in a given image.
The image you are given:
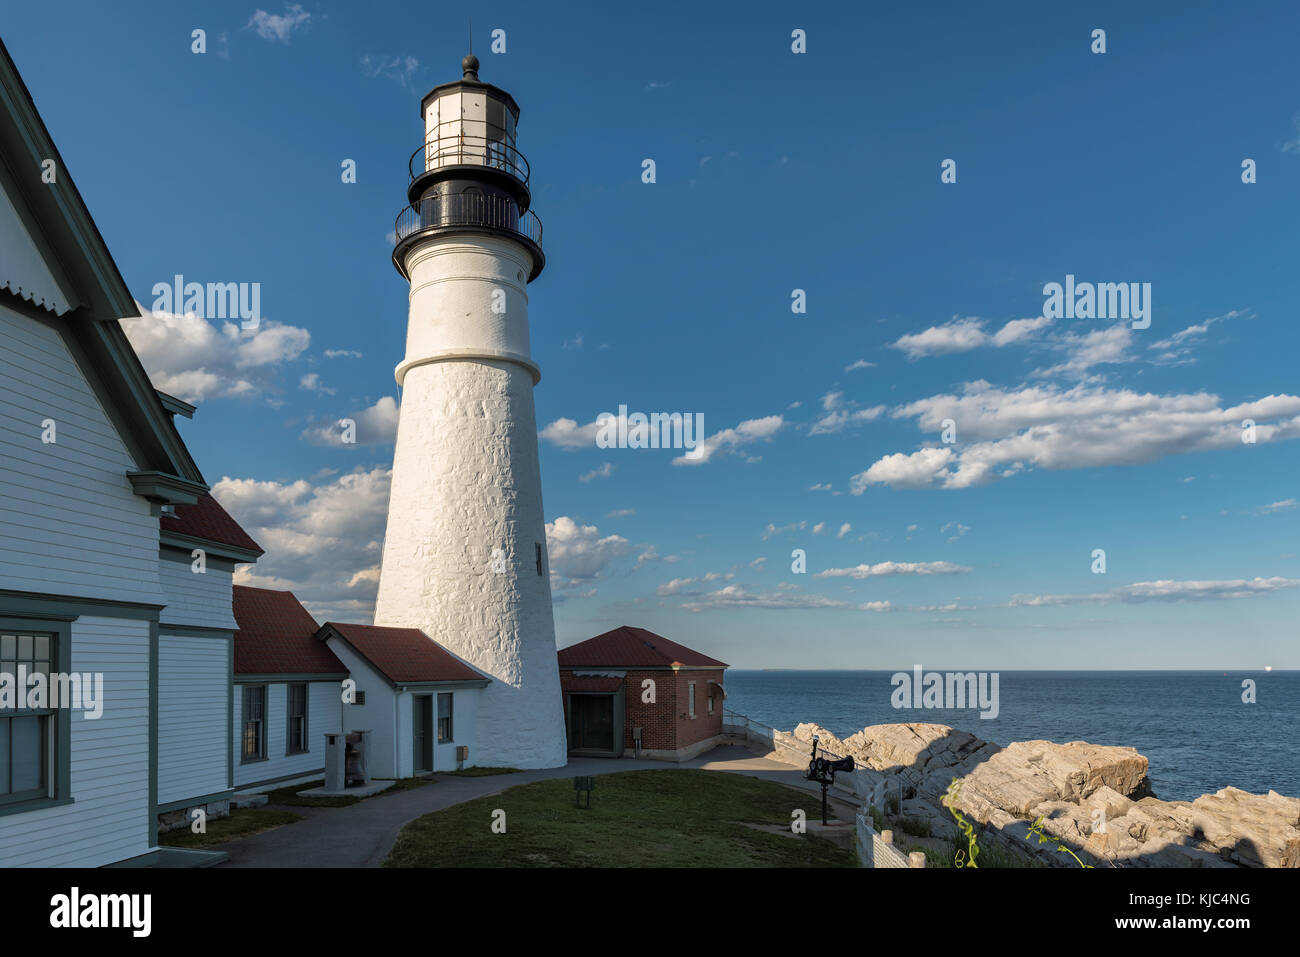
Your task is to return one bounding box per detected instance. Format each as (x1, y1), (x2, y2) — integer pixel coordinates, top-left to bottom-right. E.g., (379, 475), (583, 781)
(385, 769), (857, 868)
(159, 808), (304, 849)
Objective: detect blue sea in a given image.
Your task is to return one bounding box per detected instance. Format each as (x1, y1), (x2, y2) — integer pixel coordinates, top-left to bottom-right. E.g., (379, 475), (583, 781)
(724, 670), (1300, 802)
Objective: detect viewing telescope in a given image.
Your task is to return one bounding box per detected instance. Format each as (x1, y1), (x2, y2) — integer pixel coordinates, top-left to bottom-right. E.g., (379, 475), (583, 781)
(805, 735), (855, 825)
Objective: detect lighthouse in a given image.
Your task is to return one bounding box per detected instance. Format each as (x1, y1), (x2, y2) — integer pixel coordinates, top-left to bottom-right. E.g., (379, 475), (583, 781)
(374, 53), (566, 769)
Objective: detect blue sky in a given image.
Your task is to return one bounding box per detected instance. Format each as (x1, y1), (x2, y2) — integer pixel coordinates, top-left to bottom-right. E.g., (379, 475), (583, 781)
(6, 1), (1299, 668)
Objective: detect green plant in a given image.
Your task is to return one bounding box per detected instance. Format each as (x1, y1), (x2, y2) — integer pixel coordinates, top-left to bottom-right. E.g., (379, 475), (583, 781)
(943, 778), (979, 868)
(1026, 816), (1094, 868)
(895, 815), (932, 838)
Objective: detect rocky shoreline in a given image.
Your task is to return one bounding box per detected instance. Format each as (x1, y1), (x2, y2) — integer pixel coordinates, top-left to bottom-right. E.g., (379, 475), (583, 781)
(789, 722), (1299, 868)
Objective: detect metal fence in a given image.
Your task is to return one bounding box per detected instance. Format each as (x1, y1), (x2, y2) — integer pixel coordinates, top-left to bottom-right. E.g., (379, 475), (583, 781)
(393, 192), (543, 249)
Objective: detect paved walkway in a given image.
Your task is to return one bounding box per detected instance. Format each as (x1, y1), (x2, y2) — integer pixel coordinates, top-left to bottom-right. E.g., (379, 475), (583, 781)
(212, 744), (855, 867)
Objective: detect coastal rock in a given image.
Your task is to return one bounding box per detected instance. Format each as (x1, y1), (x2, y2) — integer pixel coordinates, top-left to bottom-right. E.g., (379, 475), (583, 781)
(793, 719), (1297, 868)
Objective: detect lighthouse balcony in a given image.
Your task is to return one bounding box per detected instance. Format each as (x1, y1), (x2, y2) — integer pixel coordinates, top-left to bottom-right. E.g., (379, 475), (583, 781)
(407, 136), (531, 205)
(392, 192), (545, 281)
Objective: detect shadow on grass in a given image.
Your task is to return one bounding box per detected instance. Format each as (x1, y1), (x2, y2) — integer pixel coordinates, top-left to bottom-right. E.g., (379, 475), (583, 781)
(160, 808), (304, 849)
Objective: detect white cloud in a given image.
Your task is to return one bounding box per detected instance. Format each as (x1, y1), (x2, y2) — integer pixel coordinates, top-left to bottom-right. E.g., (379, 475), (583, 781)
(301, 396), (400, 447)
(299, 373), (335, 395)
(845, 359), (876, 372)
(838, 523), (852, 538)
(324, 348), (363, 359)
(120, 306), (310, 402)
(891, 316), (1050, 360)
(817, 560), (971, 579)
(853, 381), (1300, 491)
(1010, 577), (1300, 606)
(219, 467), (390, 622)
(680, 583), (891, 613)
(544, 517), (631, 583)
(579, 463), (614, 483)
(809, 391), (885, 435)
(606, 508), (636, 518)
(940, 521), (970, 542)
(673, 415), (784, 466)
(761, 521), (806, 540)
(246, 4), (312, 43)
(1034, 324), (1135, 378)
(655, 571), (726, 596)
(1259, 499), (1298, 514)
(812, 522), (826, 535)
(809, 482), (833, 491)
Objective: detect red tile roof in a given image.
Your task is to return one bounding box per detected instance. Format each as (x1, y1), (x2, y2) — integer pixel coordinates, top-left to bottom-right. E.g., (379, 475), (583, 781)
(322, 622), (489, 685)
(560, 675), (624, 693)
(161, 493), (263, 556)
(232, 585), (346, 676)
(557, 626), (728, 669)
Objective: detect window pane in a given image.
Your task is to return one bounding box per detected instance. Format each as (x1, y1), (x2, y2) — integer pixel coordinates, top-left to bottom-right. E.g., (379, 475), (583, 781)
(0, 635), (14, 659)
(11, 715), (44, 792)
(17, 635), (31, 659)
(34, 636), (49, 658)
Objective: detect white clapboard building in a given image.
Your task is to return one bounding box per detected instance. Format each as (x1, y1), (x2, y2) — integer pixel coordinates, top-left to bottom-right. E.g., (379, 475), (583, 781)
(0, 37), (262, 866)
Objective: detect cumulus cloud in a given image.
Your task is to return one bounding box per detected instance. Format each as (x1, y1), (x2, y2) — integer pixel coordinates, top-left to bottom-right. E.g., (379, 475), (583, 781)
(246, 4), (312, 43)
(891, 316), (1050, 360)
(301, 396), (399, 447)
(1009, 577), (1300, 606)
(299, 373), (335, 395)
(817, 561), (971, 579)
(120, 306), (310, 402)
(579, 463), (614, 483)
(218, 467), (391, 622)
(838, 523), (852, 538)
(1034, 324), (1135, 378)
(656, 571), (728, 596)
(544, 517), (631, 584)
(852, 381), (1300, 491)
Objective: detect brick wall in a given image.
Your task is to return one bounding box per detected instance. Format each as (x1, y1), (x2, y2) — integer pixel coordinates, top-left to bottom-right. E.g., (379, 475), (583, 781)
(674, 669), (725, 750)
(622, 669), (677, 751)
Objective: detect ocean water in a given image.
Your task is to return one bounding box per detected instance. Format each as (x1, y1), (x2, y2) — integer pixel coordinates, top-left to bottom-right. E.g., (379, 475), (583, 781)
(724, 670), (1300, 802)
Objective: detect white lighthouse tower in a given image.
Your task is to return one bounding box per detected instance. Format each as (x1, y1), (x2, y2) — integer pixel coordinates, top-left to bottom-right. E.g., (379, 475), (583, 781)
(374, 53), (566, 769)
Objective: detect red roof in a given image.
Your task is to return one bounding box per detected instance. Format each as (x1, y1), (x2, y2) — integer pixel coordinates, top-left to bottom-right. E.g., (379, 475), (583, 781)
(561, 675), (624, 693)
(161, 493), (263, 557)
(322, 622), (488, 685)
(558, 626), (728, 669)
(232, 585), (346, 676)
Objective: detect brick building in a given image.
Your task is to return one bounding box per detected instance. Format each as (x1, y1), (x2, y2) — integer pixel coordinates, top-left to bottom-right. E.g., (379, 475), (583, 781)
(557, 626), (728, 761)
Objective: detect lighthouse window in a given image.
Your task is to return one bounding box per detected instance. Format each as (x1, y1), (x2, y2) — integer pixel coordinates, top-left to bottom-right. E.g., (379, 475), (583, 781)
(535, 542), (544, 576)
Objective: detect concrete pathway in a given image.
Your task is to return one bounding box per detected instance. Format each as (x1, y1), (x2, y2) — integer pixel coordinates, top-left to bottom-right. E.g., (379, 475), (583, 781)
(211, 744), (854, 867)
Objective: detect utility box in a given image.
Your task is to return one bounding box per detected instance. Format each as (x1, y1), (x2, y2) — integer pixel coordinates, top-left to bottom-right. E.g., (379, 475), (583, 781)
(323, 732), (347, 791)
(456, 745), (469, 770)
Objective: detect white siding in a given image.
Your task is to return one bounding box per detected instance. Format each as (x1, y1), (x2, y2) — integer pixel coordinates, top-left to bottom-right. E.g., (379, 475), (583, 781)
(233, 680), (341, 788)
(433, 687), (480, 772)
(0, 616), (151, 867)
(158, 554), (237, 630)
(0, 302), (165, 606)
(322, 636), (399, 777)
(157, 634), (230, 805)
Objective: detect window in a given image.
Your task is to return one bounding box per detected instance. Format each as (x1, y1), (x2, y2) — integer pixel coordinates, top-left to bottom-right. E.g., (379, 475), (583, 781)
(286, 683), (308, 755)
(708, 689), (715, 715)
(688, 681), (696, 718)
(1, 631), (53, 805)
(353, 690), (366, 707)
(241, 685), (267, 762)
(437, 693), (453, 743)
(535, 542), (544, 576)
